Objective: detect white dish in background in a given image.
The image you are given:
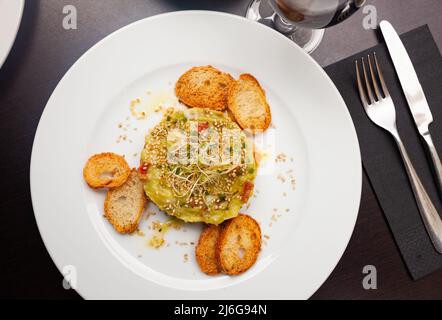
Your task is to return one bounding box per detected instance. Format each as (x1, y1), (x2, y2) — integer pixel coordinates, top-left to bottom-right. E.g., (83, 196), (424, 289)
(30, 11), (361, 300)
(0, 0), (24, 69)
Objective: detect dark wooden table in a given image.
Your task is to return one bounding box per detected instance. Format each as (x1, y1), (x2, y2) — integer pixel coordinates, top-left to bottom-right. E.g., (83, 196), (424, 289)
(1, 0), (442, 300)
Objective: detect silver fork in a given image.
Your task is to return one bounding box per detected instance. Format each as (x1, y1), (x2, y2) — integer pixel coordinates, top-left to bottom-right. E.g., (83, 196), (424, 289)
(356, 53), (442, 254)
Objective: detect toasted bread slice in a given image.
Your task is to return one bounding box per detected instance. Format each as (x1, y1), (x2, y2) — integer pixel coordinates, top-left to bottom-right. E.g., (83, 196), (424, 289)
(104, 169), (147, 234)
(216, 214), (261, 275)
(175, 66), (234, 111)
(227, 74), (271, 133)
(83, 153), (131, 189)
(196, 225), (222, 275)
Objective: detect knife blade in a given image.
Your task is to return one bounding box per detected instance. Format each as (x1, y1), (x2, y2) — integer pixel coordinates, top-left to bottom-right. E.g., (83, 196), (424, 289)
(380, 20), (442, 196)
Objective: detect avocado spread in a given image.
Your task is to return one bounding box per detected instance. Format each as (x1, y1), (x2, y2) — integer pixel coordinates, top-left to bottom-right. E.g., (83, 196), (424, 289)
(140, 108), (257, 225)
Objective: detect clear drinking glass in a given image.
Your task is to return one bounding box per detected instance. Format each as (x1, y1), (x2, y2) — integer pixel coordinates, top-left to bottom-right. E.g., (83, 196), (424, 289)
(246, 0), (366, 53)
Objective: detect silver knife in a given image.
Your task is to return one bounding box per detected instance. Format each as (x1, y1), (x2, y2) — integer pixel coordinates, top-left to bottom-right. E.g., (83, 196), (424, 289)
(380, 20), (442, 196)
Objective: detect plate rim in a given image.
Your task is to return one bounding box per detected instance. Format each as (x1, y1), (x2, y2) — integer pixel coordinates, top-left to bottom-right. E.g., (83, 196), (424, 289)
(30, 10), (362, 300)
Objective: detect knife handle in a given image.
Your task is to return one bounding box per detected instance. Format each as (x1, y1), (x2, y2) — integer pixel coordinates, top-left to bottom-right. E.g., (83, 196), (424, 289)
(393, 136), (442, 254)
(422, 130), (442, 197)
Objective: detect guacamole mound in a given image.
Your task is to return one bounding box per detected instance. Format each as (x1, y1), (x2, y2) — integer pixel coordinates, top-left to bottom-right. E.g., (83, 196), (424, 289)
(140, 108), (257, 225)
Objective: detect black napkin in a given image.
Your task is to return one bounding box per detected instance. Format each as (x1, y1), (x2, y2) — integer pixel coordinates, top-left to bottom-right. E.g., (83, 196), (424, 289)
(324, 25), (442, 280)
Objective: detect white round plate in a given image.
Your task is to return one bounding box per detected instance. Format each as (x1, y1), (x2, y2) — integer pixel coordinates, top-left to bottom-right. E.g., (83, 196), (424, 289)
(0, 0), (24, 69)
(31, 11), (361, 300)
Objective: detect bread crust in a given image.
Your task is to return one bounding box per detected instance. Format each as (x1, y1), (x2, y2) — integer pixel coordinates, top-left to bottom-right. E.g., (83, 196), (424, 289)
(195, 225), (222, 275)
(104, 169), (147, 234)
(227, 74), (272, 133)
(175, 66), (234, 111)
(83, 153), (130, 189)
(216, 214), (261, 275)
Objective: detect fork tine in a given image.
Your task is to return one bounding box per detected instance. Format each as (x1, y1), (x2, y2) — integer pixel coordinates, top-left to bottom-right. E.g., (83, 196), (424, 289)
(368, 54), (382, 101)
(361, 57), (375, 104)
(355, 60), (369, 108)
(374, 53), (390, 97)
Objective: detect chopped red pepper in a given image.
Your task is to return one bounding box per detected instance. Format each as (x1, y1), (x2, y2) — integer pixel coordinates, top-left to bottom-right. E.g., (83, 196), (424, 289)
(198, 122), (209, 132)
(241, 181), (254, 202)
(138, 162), (150, 180)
